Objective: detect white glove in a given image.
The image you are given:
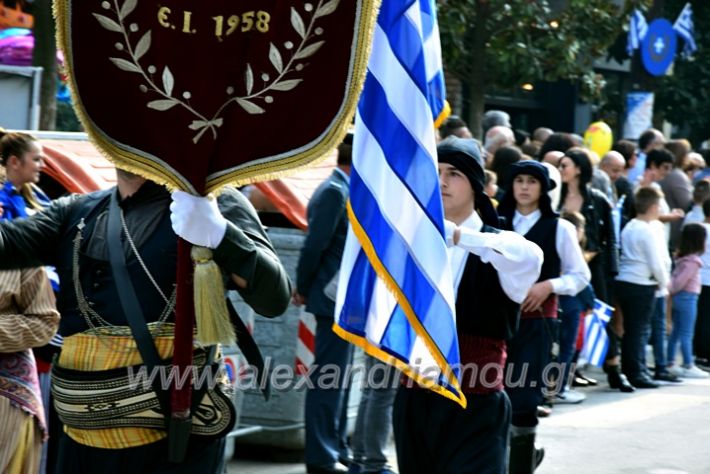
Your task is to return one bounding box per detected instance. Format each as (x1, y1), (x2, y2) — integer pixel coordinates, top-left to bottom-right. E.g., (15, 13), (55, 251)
(444, 220), (458, 248)
(170, 191), (228, 248)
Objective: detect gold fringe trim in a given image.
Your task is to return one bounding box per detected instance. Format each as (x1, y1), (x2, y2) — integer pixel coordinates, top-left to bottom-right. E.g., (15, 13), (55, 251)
(54, 0), (382, 195)
(192, 247), (236, 346)
(345, 201), (467, 409)
(332, 324), (467, 409)
(433, 100), (451, 129)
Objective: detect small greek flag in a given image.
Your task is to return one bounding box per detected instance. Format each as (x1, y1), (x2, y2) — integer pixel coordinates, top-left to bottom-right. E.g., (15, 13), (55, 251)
(673, 2), (697, 58)
(582, 299), (613, 367)
(627, 9), (648, 56)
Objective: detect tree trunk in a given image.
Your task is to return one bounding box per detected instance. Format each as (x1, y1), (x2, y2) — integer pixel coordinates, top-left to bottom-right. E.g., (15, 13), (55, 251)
(466, 0), (490, 140)
(32, 0), (57, 131)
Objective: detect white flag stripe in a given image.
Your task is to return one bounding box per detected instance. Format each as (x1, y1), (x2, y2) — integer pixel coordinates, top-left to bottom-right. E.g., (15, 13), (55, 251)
(334, 226), (362, 320)
(365, 279), (398, 345)
(409, 336), (441, 381)
(354, 112), (456, 310)
(424, 24), (444, 82)
(368, 25), (438, 162)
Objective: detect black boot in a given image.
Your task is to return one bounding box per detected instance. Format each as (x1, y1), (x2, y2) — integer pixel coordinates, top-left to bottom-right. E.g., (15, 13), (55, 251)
(606, 365), (635, 393)
(509, 428), (544, 474)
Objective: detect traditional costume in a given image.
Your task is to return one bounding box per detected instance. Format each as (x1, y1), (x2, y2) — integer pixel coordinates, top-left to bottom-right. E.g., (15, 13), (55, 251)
(0, 181), (291, 472)
(497, 161), (590, 473)
(393, 138), (543, 474)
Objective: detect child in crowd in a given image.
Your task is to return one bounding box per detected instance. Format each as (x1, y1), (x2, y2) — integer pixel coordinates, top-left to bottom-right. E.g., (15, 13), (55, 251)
(668, 223), (709, 378)
(683, 181), (710, 225)
(484, 170), (499, 205)
(615, 186), (670, 389)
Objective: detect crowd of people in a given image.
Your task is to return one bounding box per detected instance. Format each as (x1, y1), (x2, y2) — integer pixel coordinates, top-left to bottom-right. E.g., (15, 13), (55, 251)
(295, 111), (710, 474)
(2, 109), (710, 474)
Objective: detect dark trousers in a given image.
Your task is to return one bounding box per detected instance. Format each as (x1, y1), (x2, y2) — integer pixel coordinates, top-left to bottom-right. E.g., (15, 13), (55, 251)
(55, 433), (225, 473)
(304, 314), (354, 466)
(505, 319), (554, 428)
(616, 281), (657, 380)
(558, 295), (582, 391)
(694, 285), (710, 360)
(393, 387), (510, 474)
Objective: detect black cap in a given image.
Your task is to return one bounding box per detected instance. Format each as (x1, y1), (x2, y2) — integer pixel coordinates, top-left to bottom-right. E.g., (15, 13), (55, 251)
(497, 160), (558, 218)
(437, 136), (499, 227)
(507, 160), (556, 192)
(437, 136), (486, 193)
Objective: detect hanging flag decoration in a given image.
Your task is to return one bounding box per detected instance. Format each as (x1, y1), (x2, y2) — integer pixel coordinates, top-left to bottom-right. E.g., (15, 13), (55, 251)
(582, 299), (613, 368)
(673, 2), (698, 58)
(627, 9), (648, 56)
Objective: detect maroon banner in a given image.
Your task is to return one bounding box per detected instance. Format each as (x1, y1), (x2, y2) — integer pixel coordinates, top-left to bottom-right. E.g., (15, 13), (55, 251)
(57, 0), (378, 192)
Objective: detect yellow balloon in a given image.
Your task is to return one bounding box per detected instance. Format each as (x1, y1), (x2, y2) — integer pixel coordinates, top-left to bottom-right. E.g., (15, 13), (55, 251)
(583, 121), (613, 157)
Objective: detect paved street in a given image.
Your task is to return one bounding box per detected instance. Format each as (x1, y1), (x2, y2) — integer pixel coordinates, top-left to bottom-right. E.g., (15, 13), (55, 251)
(227, 366), (710, 474)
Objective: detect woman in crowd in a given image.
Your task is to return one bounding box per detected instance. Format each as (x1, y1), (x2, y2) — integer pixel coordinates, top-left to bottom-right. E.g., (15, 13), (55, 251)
(557, 148), (625, 389)
(0, 130), (51, 219)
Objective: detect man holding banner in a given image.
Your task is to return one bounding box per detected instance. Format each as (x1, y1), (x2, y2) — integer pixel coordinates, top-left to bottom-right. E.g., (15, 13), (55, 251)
(0, 170), (292, 472)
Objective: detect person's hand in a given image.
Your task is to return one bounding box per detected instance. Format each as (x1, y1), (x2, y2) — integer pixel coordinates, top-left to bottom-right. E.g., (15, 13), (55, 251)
(521, 281), (553, 313)
(292, 289), (307, 306)
(170, 191), (227, 248)
(669, 208), (685, 220)
(444, 220), (459, 247)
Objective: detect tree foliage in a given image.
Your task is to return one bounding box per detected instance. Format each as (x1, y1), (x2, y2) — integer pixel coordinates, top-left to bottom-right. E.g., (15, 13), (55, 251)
(656, 0), (710, 146)
(438, 0), (651, 136)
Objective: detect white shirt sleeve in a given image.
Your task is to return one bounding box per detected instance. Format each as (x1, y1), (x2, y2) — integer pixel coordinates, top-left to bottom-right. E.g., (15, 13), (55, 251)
(548, 219), (591, 296)
(645, 230), (670, 290)
(456, 227), (544, 303)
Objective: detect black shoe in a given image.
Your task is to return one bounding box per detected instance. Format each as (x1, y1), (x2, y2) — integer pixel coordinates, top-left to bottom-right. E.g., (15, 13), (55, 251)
(571, 376), (589, 387)
(629, 376), (659, 389)
(535, 447), (545, 469)
(654, 371), (681, 383)
(607, 367), (635, 392)
(338, 456), (353, 467)
(575, 370), (598, 386)
(307, 462), (349, 474)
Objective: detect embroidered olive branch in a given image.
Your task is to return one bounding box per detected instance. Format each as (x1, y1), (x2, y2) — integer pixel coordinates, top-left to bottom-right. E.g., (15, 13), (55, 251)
(93, 0), (340, 144)
(208, 0), (341, 126)
(94, 0), (217, 141)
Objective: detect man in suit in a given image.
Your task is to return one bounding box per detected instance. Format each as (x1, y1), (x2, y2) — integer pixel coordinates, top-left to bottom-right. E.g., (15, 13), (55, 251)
(294, 136), (353, 474)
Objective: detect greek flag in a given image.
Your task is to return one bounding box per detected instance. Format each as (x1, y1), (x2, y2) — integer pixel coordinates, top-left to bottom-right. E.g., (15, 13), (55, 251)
(627, 9), (648, 56)
(582, 299), (613, 367)
(334, 0), (465, 407)
(673, 2), (697, 58)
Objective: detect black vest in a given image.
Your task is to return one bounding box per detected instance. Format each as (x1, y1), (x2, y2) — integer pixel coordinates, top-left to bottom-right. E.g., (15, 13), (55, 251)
(455, 225), (520, 340)
(521, 215), (560, 282)
(55, 189), (177, 337)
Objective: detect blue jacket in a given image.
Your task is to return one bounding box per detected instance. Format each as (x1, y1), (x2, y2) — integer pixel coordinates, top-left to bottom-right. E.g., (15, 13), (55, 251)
(296, 169), (349, 318)
(0, 181), (51, 220)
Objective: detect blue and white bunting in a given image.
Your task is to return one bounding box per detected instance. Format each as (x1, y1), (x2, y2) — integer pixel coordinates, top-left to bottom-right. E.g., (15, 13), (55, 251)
(582, 299), (613, 368)
(334, 0), (465, 407)
(673, 2), (698, 58)
(627, 9), (649, 56)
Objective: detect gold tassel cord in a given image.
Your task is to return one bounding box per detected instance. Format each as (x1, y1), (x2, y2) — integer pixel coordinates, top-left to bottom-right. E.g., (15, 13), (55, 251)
(191, 246), (236, 346)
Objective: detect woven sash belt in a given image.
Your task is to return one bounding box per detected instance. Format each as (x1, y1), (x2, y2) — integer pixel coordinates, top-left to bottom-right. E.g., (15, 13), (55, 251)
(51, 353), (236, 438)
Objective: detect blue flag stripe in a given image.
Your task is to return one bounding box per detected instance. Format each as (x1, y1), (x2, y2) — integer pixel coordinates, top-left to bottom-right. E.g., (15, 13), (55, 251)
(358, 74), (443, 230)
(335, 0), (464, 407)
(349, 167), (457, 347)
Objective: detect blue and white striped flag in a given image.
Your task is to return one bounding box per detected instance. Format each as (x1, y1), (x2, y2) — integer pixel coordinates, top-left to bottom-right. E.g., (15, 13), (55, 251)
(673, 2), (698, 58)
(334, 0), (465, 407)
(627, 9), (648, 56)
(582, 299), (613, 367)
